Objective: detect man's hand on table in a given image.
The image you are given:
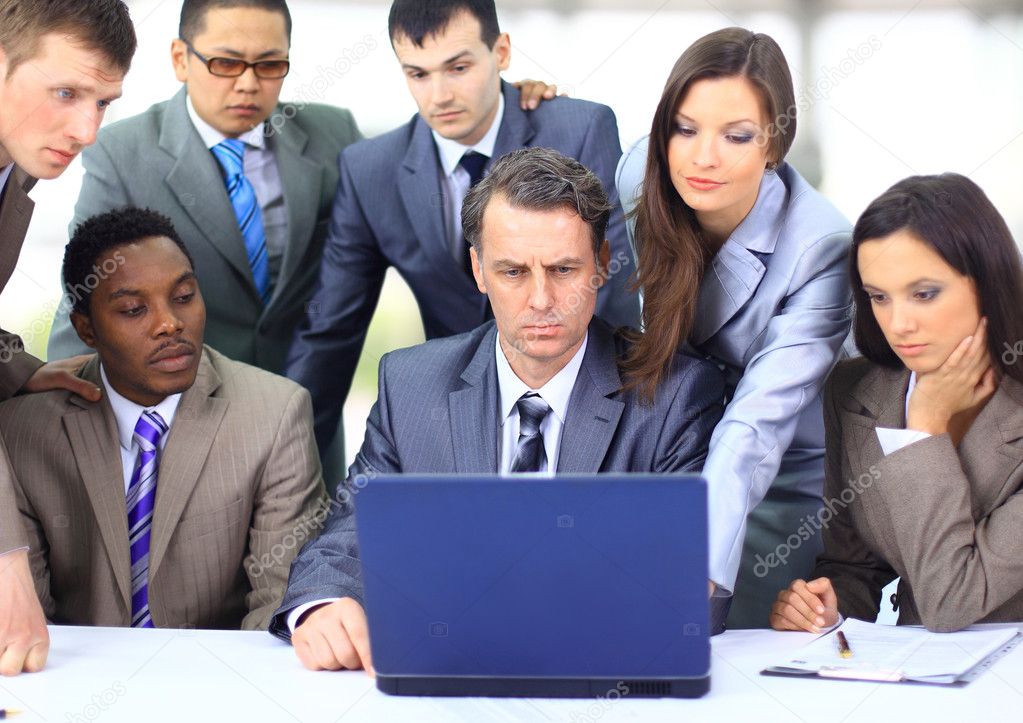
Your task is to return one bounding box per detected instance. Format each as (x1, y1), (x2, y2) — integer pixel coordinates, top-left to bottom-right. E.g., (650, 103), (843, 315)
(0, 550), (49, 676)
(292, 598), (373, 674)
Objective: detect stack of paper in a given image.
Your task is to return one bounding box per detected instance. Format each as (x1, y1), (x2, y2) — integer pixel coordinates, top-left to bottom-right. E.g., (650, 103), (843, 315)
(767, 618), (1020, 684)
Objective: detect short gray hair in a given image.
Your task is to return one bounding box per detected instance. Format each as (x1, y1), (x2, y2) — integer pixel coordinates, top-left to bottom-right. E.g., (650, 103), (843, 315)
(461, 147), (612, 257)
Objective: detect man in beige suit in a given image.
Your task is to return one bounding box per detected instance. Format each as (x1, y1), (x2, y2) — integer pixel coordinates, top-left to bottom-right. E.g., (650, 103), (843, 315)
(0, 207), (327, 631)
(0, 0), (136, 675)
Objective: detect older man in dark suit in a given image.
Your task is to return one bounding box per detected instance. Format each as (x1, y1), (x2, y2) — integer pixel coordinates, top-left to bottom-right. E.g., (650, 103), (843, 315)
(270, 148), (725, 673)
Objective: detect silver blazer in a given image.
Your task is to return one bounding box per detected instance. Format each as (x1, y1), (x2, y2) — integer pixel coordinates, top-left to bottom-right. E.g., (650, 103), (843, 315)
(617, 136), (852, 589)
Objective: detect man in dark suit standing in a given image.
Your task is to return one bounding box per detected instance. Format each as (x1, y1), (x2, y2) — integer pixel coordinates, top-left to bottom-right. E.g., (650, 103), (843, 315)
(270, 148), (724, 673)
(286, 0), (641, 474)
(0, 0), (137, 676)
(47, 0), (362, 375)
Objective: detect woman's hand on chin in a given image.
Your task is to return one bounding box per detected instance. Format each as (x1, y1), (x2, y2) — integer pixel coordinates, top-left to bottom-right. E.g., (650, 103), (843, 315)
(907, 317), (997, 435)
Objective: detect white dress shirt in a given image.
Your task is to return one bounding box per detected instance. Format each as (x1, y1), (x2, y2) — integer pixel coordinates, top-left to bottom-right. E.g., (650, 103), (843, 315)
(285, 330), (589, 632)
(495, 331), (587, 475)
(186, 96), (290, 287)
(100, 365), (182, 493)
(431, 94), (504, 260)
(875, 372), (931, 456)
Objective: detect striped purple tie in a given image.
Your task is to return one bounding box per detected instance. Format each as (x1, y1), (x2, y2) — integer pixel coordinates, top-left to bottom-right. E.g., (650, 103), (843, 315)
(127, 410), (168, 628)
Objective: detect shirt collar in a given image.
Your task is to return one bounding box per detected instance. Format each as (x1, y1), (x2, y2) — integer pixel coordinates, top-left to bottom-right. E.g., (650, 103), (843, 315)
(186, 94), (266, 151)
(100, 364), (183, 452)
(495, 331), (588, 427)
(432, 92), (504, 178)
(0, 164), (13, 195)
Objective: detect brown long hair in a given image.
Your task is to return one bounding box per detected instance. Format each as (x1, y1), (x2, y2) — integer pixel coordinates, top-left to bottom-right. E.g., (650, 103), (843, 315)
(623, 27), (796, 399)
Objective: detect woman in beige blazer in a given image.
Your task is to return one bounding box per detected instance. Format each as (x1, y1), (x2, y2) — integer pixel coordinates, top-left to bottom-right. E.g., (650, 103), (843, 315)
(770, 172), (1023, 633)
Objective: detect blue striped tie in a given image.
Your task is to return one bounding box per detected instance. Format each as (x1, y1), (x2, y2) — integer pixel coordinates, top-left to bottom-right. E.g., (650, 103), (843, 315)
(212, 138), (271, 304)
(127, 410), (168, 628)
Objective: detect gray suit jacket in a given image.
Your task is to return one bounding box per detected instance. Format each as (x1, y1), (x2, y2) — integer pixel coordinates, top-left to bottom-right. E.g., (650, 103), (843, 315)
(814, 359), (1023, 631)
(47, 88), (362, 374)
(0, 165), (44, 398)
(0, 165), (45, 554)
(286, 81), (642, 454)
(269, 317), (726, 639)
(617, 137), (852, 589)
(0, 346), (327, 630)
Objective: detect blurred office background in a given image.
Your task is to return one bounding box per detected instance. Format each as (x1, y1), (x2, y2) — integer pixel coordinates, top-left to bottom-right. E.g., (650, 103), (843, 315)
(6, 0), (1022, 481)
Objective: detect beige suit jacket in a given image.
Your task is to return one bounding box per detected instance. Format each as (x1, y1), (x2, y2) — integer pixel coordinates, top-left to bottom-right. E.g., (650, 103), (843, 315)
(0, 165), (45, 553)
(0, 346), (327, 630)
(814, 357), (1023, 631)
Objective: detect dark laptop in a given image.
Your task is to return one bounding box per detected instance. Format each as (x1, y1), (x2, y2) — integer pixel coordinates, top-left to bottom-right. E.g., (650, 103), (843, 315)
(355, 474), (710, 698)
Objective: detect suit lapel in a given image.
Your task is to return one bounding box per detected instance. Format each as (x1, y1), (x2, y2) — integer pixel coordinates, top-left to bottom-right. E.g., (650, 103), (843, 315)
(449, 325), (500, 473)
(959, 376), (1023, 514)
(0, 166), (36, 290)
(839, 365), (909, 470)
(148, 349), (229, 579)
(691, 169), (787, 346)
(160, 89), (256, 297)
(490, 81), (535, 162)
(271, 114), (322, 309)
(61, 357), (132, 613)
(557, 321), (625, 472)
(398, 118), (452, 277)
(691, 244), (767, 346)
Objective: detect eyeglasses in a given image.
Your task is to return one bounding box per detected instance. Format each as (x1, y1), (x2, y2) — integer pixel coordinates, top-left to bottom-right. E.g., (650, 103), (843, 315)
(181, 39), (290, 79)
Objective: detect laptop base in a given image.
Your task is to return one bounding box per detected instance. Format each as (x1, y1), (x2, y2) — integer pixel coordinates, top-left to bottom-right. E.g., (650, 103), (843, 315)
(375, 674), (710, 699)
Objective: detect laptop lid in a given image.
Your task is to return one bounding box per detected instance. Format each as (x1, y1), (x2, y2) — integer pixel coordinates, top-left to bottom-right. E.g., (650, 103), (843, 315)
(355, 474), (709, 692)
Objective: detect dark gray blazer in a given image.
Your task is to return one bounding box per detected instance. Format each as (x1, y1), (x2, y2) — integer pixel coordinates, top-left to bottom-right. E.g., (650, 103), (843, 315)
(285, 81), (642, 453)
(815, 358), (1023, 631)
(0, 166), (43, 399)
(47, 88), (362, 374)
(0, 164), (44, 554)
(269, 317), (725, 639)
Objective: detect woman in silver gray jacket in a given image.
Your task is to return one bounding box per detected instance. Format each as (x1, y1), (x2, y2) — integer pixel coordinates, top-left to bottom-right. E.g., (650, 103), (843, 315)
(617, 27), (852, 628)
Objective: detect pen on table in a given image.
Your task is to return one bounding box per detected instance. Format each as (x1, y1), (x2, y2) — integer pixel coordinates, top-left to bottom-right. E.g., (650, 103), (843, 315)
(0, 709), (22, 719)
(837, 630), (853, 659)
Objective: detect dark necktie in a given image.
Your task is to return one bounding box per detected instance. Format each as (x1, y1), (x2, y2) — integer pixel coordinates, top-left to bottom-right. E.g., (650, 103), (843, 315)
(457, 151), (489, 276)
(511, 392), (551, 473)
(459, 150), (488, 188)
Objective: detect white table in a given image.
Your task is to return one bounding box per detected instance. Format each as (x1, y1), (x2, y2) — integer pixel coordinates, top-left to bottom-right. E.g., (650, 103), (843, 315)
(2, 625), (1022, 723)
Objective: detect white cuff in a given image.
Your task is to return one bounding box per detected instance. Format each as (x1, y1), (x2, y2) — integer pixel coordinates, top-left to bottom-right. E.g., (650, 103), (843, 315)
(0, 545), (29, 557)
(875, 427), (931, 457)
(286, 598), (342, 633)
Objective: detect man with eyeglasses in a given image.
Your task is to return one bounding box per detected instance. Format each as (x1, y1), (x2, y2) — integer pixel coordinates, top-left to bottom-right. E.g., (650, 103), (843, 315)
(46, 0), (360, 378)
(47, 0), (556, 485)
